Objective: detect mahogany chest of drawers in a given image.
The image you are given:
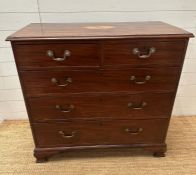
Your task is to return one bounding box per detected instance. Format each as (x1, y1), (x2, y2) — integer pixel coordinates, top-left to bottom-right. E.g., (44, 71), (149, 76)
(7, 21), (193, 162)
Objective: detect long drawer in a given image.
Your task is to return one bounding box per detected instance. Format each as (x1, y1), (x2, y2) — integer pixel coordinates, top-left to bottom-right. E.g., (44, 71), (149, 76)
(28, 93), (174, 121)
(20, 68), (180, 96)
(103, 40), (186, 67)
(14, 43), (100, 69)
(33, 118), (169, 148)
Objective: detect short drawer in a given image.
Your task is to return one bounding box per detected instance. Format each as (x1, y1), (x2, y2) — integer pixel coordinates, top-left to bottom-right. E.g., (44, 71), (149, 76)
(28, 93), (174, 122)
(14, 43), (99, 69)
(33, 119), (169, 148)
(20, 68), (180, 96)
(103, 40), (186, 67)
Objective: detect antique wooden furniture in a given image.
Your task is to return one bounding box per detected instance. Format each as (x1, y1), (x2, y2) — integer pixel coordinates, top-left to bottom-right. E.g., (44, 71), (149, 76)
(6, 21), (193, 162)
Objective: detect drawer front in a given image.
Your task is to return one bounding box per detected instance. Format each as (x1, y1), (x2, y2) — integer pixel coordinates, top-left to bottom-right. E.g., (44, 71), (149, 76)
(14, 43), (99, 69)
(21, 68), (180, 96)
(28, 93), (174, 121)
(103, 40), (186, 67)
(33, 119), (169, 147)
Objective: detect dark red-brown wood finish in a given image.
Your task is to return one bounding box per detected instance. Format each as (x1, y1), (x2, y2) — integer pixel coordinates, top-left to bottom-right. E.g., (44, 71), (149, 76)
(20, 68), (181, 96)
(7, 22), (193, 163)
(33, 119), (169, 147)
(28, 93), (175, 122)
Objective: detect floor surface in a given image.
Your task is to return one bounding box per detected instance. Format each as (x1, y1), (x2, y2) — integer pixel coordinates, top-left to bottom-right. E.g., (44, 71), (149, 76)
(0, 117), (196, 175)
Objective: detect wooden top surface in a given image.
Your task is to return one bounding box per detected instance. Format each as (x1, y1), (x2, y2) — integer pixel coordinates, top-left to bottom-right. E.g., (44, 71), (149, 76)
(6, 21), (194, 41)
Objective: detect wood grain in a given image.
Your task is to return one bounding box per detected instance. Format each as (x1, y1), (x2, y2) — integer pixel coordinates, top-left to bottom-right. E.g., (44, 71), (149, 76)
(8, 22), (193, 162)
(28, 93), (174, 121)
(14, 43), (100, 69)
(20, 68), (181, 96)
(6, 22), (193, 41)
(103, 39), (186, 67)
(33, 118), (169, 148)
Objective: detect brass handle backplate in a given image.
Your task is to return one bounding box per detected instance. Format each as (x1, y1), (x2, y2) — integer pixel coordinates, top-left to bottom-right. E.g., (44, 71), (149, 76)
(130, 75), (151, 84)
(51, 77), (72, 87)
(58, 131), (76, 138)
(128, 102), (147, 110)
(55, 104), (75, 113)
(125, 127), (143, 135)
(47, 50), (71, 61)
(132, 47), (156, 59)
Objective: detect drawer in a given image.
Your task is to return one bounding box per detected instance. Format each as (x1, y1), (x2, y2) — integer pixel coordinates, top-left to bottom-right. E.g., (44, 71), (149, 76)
(21, 68), (180, 96)
(103, 40), (186, 67)
(33, 119), (169, 148)
(28, 93), (174, 121)
(14, 43), (99, 69)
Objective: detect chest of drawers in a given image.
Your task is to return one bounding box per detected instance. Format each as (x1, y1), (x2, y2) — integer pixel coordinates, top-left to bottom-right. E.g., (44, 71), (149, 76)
(7, 21), (193, 163)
